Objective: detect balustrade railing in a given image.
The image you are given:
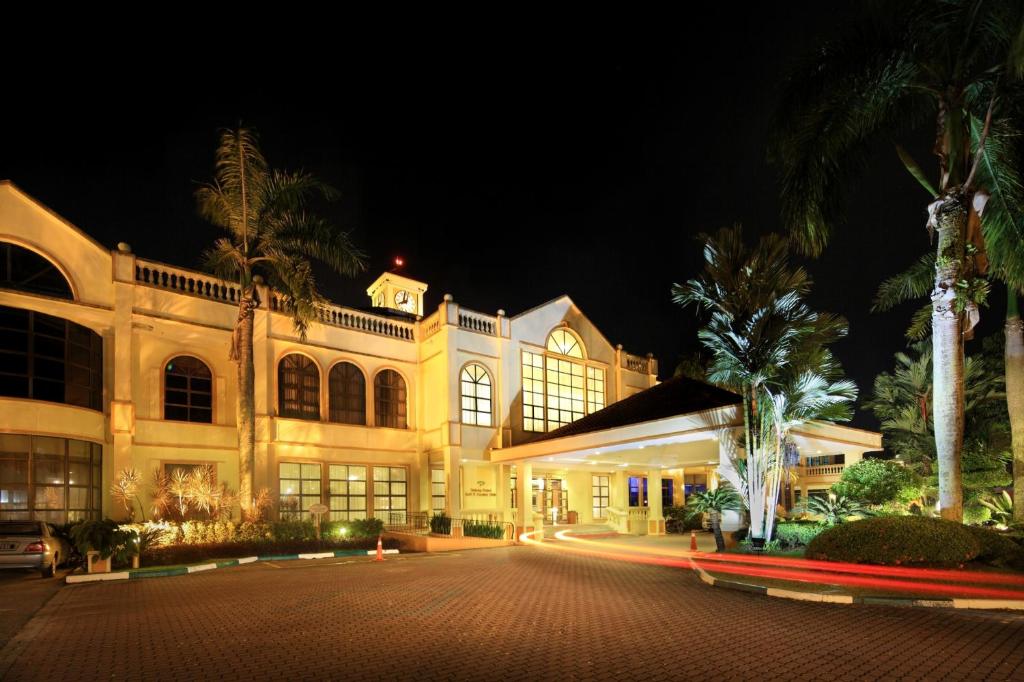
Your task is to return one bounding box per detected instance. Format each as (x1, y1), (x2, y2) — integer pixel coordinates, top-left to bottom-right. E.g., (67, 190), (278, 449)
(270, 295), (415, 342)
(386, 511), (514, 540)
(622, 353), (653, 374)
(457, 308), (497, 335)
(421, 311), (442, 339)
(135, 259), (241, 305)
(799, 464), (846, 477)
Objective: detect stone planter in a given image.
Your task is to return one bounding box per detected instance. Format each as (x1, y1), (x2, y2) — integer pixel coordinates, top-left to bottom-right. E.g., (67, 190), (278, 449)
(86, 551), (111, 573)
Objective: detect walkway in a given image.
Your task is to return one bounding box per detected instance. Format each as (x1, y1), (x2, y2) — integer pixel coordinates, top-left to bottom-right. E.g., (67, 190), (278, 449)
(2, 544), (1023, 680)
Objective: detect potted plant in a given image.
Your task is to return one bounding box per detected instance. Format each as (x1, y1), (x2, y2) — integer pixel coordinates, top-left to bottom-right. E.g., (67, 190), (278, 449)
(69, 519), (138, 573)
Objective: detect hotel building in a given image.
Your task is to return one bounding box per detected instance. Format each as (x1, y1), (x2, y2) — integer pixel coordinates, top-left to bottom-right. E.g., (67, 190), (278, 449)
(0, 181), (880, 535)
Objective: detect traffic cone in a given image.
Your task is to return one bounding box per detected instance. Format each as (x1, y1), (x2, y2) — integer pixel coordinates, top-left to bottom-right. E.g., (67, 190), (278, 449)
(690, 530), (698, 551)
(375, 535), (384, 562)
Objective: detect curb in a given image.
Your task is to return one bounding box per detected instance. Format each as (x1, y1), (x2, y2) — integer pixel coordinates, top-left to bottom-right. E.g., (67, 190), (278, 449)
(66, 548), (400, 584)
(688, 560), (1024, 611)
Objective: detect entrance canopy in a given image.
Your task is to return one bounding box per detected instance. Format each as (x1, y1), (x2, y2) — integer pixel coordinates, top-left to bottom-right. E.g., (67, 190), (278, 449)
(491, 376), (881, 472)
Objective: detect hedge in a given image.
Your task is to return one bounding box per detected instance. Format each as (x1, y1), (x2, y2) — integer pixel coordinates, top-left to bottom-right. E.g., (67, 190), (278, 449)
(963, 526), (1024, 570)
(774, 522), (824, 549)
(141, 537), (400, 567)
(805, 516), (981, 566)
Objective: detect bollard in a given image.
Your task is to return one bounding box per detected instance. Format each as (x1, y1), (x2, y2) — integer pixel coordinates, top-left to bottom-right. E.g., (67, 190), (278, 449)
(690, 530), (698, 551)
(375, 535), (384, 562)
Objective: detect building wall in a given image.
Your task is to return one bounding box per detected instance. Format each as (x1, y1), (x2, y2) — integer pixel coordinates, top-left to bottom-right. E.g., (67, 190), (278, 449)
(0, 183), (657, 524)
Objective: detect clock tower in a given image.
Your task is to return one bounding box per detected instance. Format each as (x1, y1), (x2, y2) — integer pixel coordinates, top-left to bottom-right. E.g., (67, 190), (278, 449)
(366, 271), (428, 317)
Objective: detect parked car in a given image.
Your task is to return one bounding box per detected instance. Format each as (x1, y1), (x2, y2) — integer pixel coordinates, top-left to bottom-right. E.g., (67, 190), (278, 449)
(0, 521), (71, 578)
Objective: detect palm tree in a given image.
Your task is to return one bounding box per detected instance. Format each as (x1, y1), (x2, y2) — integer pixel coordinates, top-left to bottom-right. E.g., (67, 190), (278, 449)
(686, 484), (743, 552)
(673, 225), (857, 544)
(197, 128), (366, 512)
(772, 0), (1024, 521)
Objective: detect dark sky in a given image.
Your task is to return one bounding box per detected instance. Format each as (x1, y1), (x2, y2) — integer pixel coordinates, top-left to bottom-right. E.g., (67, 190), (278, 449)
(1, 7), (1004, 430)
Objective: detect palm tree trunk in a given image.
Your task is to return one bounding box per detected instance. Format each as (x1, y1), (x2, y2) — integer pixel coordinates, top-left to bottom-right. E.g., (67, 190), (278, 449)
(1006, 291), (1024, 523)
(710, 510), (725, 552)
(931, 193), (967, 522)
(235, 288), (257, 514)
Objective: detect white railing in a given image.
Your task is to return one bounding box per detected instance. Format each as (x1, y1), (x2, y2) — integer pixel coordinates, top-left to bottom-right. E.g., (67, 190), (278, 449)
(421, 311), (442, 339)
(458, 308), (497, 335)
(627, 507), (649, 535)
(270, 295), (415, 342)
(605, 507), (627, 533)
(800, 464), (845, 477)
(621, 352), (656, 374)
(135, 259), (242, 305)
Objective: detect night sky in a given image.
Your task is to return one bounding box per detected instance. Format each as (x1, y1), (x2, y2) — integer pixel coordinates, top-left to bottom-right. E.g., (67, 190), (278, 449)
(1, 7), (1004, 430)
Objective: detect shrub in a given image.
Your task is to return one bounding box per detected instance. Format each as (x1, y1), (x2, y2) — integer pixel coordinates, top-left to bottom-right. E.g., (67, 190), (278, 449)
(463, 521), (507, 539)
(805, 516), (981, 566)
(321, 518), (384, 540)
(963, 526), (1024, 569)
(665, 506), (703, 533)
(270, 520), (317, 541)
(430, 513), (452, 535)
(963, 504), (992, 526)
(775, 522), (824, 549)
(831, 460), (922, 506)
(140, 537), (400, 567)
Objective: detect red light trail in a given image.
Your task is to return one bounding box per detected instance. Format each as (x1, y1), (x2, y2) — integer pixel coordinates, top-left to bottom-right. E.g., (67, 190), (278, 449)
(515, 530), (1024, 602)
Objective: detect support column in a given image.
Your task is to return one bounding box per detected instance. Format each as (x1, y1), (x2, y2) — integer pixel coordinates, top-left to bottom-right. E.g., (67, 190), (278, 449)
(676, 467), (686, 508)
(647, 468), (665, 535)
(444, 448), (462, 518)
(717, 434), (743, 532)
(515, 461), (534, 539)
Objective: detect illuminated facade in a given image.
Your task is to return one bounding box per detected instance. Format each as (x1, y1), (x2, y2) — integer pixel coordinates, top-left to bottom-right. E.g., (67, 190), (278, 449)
(0, 182), (880, 534)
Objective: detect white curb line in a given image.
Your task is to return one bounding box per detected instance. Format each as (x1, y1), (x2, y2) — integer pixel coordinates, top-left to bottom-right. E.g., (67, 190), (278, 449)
(186, 563), (217, 573)
(66, 571), (131, 584)
(366, 549), (400, 555)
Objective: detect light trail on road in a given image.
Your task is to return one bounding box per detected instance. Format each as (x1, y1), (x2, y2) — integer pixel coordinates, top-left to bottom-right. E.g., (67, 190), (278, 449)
(513, 530), (1024, 601)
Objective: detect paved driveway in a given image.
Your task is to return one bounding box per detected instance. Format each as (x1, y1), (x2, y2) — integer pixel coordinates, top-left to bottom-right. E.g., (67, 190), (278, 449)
(1, 546), (1023, 681)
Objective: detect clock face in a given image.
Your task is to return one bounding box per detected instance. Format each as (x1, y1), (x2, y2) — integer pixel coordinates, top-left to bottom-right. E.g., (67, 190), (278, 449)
(394, 290), (415, 312)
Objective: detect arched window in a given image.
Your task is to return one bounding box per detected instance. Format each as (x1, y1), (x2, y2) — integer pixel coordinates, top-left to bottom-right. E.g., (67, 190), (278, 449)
(460, 364), (492, 426)
(0, 305), (102, 410)
(328, 362), (366, 425)
(374, 370), (407, 429)
(278, 354), (320, 420)
(523, 328), (602, 433)
(0, 242), (73, 299)
(164, 356), (212, 423)
(547, 329), (584, 358)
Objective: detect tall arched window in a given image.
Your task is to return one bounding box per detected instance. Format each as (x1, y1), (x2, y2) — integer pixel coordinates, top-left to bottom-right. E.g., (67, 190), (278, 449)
(374, 370), (407, 429)
(460, 364), (492, 426)
(328, 362), (366, 425)
(278, 354), (320, 420)
(164, 356), (212, 423)
(0, 242), (73, 300)
(523, 328), (602, 433)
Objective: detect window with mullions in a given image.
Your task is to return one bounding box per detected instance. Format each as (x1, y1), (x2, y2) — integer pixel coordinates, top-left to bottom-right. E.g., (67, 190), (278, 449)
(547, 329), (583, 358)
(328, 362), (366, 425)
(460, 364), (492, 426)
(586, 366), (605, 413)
(278, 354), (320, 420)
(373, 466), (407, 523)
(0, 433), (101, 523)
(592, 475), (609, 520)
(522, 351), (545, 432)
(164, 356), (212, 423)
(431, 468), (445, 513)
(278, 462), (321, 519)
(0, 306), (102, 411)
(545, 358), (584, 430)
(328, 464), (367, 521)
(374, 370), (407, 429)
(0, 242), (73, 300)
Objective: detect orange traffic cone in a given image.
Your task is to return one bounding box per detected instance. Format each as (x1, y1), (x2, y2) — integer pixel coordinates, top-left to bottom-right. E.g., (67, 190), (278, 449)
(375, 535), (384, 562)
(690, 530), (698, 551)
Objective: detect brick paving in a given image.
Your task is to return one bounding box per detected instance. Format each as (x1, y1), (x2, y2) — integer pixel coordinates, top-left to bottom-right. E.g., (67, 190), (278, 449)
(2, 546), (1024, 681)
